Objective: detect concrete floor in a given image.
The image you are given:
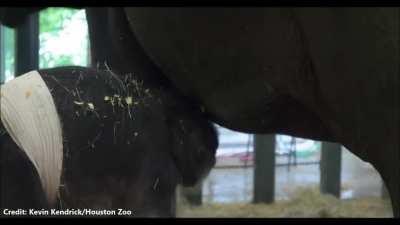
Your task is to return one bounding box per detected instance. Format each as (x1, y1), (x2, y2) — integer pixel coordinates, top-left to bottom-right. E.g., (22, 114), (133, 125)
(202, 147), (385, 203)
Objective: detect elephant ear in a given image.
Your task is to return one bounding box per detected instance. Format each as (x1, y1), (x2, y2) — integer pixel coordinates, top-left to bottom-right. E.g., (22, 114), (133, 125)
(166, 100), (218, 187)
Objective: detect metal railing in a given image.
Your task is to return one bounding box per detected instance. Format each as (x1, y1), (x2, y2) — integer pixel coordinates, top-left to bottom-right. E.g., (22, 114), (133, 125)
(215, 127), (321, 170)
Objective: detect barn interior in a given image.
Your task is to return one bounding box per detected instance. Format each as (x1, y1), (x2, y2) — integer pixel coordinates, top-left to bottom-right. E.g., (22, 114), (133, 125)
(0, 7), (393, 218)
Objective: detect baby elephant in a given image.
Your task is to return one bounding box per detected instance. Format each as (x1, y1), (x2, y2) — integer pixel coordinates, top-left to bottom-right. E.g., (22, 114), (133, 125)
(0, 66), (218, 217)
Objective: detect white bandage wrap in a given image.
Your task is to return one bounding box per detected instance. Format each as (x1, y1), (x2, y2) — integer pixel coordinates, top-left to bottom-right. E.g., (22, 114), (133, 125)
(0, 71), (63, 205)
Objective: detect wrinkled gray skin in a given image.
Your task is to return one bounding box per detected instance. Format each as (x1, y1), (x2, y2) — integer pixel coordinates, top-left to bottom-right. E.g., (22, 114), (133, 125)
(124, 8), (399, 217)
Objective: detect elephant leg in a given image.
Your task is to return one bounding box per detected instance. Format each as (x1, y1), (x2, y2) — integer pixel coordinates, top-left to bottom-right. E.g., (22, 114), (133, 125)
(385, 176), (400, 217)
(375, 161), (400, 218)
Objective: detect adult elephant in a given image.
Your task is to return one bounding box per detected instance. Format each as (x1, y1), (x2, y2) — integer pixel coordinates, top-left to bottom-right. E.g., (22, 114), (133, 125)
(123, 8), (399, 217)
(1, 7), (398, 217)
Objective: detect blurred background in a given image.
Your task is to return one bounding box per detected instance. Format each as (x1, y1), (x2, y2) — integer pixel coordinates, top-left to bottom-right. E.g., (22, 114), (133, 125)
(0, 7), (393, 218)
(177, 126), (392, 217)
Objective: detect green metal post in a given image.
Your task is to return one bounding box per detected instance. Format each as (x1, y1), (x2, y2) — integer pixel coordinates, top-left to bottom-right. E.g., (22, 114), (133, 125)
(320, 142), (342, 197)
(0, 25), (4, 83)
(15, 13), (38, 75)
(253, 134), (276, 203)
